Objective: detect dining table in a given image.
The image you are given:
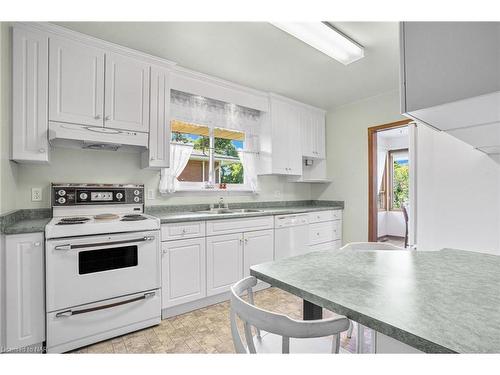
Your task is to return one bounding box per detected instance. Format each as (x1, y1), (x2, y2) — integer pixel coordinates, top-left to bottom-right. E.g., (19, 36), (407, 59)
(250, 247), (500, 353)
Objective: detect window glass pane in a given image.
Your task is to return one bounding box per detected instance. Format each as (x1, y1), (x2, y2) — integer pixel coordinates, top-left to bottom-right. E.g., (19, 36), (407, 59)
(391, 151), (409, 209)
(171, 120), (210, 183)
(214, 128), (244, 184)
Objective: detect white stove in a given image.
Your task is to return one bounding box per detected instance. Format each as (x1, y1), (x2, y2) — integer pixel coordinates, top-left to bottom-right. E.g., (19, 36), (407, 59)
(44, 183), (161, 353)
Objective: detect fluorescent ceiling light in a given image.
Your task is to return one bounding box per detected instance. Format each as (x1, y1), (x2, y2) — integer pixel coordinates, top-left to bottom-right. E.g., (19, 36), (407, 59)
(270, 22), (364, 65)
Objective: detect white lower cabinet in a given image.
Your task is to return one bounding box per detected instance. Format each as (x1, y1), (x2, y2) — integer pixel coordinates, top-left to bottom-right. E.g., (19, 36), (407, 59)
(206, 233), (243, 297)
(5, 233), (45, 351)
(243, 229), (274, 277)
(161, 238), (206, 308)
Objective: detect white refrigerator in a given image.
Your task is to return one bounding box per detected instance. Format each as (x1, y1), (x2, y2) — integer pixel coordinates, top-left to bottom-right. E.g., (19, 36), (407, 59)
(410, 122), (500, 255)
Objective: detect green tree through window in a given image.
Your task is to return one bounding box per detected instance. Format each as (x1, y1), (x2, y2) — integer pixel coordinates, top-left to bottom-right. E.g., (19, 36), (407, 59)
(392, 160), (409, 209)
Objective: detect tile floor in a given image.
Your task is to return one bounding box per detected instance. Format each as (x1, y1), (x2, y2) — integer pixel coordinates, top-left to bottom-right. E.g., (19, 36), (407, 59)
(71, 287), (369, 354)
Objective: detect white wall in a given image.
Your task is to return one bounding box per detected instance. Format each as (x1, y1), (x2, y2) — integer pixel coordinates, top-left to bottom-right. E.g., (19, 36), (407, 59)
(416, 124), (500, 254)
(14, 148), (312, 209)
(312, 90), (406, 243)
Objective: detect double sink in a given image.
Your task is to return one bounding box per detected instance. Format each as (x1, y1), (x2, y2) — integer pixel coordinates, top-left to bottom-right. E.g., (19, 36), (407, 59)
(194, 208), (264, 215)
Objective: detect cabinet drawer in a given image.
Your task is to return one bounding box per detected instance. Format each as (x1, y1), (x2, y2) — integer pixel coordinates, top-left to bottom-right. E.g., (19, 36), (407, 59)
(161, 221), (205, 241)
(309, 221), (342, 245)
(206, 216), (273, 236)
(308, 210), (342, 223)
(310, 240), (342, 252)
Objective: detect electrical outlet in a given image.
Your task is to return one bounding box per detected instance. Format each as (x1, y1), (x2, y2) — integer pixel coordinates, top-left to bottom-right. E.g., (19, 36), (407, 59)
(274, 190), (281, 198)
(147, 189), (156, 200)
(31, 188), (42, 202)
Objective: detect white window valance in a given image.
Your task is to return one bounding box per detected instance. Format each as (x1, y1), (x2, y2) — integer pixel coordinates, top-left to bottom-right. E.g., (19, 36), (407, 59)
(170, 90), (262, 151)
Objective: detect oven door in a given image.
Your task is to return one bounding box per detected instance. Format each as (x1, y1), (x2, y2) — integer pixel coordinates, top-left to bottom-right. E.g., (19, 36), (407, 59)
(46, 231), (160, 312)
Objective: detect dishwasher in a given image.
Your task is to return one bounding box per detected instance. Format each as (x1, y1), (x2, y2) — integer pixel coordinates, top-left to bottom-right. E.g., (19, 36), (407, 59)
(274, 214), (310, 260)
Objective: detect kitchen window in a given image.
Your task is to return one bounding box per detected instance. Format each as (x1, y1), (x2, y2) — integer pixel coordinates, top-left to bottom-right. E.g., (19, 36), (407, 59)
(160, 90), (261, 194)
(170, 120), (246, 188)
(389, 149), (409, 210)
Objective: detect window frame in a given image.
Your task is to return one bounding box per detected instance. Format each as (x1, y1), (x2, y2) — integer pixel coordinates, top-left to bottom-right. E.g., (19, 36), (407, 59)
(172, 126), (252, 192)
(388, 148), (409, 211)
(377, 154), (388, 212)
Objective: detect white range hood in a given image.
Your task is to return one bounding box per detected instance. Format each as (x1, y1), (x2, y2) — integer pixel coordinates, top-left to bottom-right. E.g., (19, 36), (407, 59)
(48, 122), (148, 152)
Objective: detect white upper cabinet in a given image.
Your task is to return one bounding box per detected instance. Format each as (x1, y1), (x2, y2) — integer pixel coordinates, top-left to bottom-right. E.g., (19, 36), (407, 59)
(142, 66), (171, 168)
(12, 26), (49, 163)
(400, 22), (500, 153)
(49, 37), (105, 127)
(260, 94), (302, 175)
(300, 107), (326, 159)
(104, 52), (150, 133)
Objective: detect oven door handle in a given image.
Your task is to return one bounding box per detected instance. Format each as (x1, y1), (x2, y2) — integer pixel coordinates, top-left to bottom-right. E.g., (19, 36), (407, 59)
(54, 236), (155, 250)
(55, 292), (156, 318)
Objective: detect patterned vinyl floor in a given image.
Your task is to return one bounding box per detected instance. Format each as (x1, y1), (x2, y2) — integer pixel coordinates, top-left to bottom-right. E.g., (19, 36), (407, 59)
(71, 287), (371, 354)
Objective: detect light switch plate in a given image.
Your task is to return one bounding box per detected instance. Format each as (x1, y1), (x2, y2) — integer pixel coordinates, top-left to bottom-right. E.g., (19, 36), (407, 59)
(31, 187), (42, 202)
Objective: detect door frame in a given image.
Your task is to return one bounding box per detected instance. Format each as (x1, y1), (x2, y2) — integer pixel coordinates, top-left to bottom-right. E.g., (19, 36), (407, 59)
(368, 119), (412, 242)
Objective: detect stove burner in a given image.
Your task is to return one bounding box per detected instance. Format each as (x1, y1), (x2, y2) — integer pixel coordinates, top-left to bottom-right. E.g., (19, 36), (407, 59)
(60, 217), (91, 222)
(121, 214), (148, 221)
(56, 221), (87, 225)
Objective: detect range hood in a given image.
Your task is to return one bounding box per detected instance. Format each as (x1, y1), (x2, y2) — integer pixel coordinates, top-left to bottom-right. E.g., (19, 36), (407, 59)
(48, 122), (148, 152)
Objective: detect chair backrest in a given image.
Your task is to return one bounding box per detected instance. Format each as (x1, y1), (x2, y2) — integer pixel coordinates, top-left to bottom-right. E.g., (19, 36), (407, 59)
(230, 276), (349, 354)
(402, 205), (409, 223)
(340, 242), (405, 251)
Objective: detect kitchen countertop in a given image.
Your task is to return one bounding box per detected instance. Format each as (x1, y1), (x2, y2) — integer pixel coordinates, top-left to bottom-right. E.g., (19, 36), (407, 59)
(149, 205), (343, 224)
(0, 201), (344, 234)
(250, 248), (500, 353)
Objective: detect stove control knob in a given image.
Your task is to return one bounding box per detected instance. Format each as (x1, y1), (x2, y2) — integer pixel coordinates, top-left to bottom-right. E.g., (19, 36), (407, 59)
(134, 196), (140, 203)
(116, 193), (123, 200)
(133, 190), (140, 196)
(58, 197), (66, 204)
(58, 189), (66, 196)
(79, 192), (88, 200)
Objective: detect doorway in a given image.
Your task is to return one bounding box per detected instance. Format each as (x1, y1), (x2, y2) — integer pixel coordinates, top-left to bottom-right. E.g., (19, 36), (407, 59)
(368, 119), (412, 246)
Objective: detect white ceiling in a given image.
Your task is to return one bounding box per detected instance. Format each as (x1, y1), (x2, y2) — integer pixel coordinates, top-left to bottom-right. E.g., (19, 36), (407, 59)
(55, 22), (400, 110)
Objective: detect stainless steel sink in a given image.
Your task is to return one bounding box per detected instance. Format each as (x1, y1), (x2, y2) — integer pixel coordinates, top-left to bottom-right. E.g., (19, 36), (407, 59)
(194, 208), (264, 214)
(229, 209), (264, 213)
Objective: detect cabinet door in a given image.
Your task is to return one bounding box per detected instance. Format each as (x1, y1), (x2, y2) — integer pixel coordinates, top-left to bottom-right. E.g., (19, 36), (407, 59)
(287, 104), (303, 175)
(314, 111), (326, 159)
(105, 52), (150, 132)
(143, 66), (170, 168)
(49, 37), (105, 127)
(12, 27), (49, 163)
(270, 98), (290, 174)
(206, 233), (243, 296)
(161, 238), (206, 308)
(300, 108), (315, 158)
(5, 233), (45, 350)
(243, 230), (274, 277)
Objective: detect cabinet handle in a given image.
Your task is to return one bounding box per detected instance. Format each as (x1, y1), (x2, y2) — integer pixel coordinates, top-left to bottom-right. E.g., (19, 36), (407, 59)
(34, 242), (41, 247)
(94, 115), (101, 120)
(38, 148), (45, 153)
(105, 115), (111, 121)
(244, 238), (248, 244)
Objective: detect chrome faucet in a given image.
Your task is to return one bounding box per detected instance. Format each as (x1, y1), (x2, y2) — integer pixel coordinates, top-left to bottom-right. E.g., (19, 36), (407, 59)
(218, 197), (225, 209)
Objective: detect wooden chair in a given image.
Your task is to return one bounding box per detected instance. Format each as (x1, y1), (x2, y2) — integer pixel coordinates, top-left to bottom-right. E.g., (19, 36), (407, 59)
(230, 276), (350, 354)
(342, 241), (406, 352)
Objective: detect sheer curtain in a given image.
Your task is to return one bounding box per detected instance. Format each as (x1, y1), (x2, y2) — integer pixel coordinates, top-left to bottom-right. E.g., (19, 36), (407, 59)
(238, 150), (258, 192)
(159, 143), (193, 194)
